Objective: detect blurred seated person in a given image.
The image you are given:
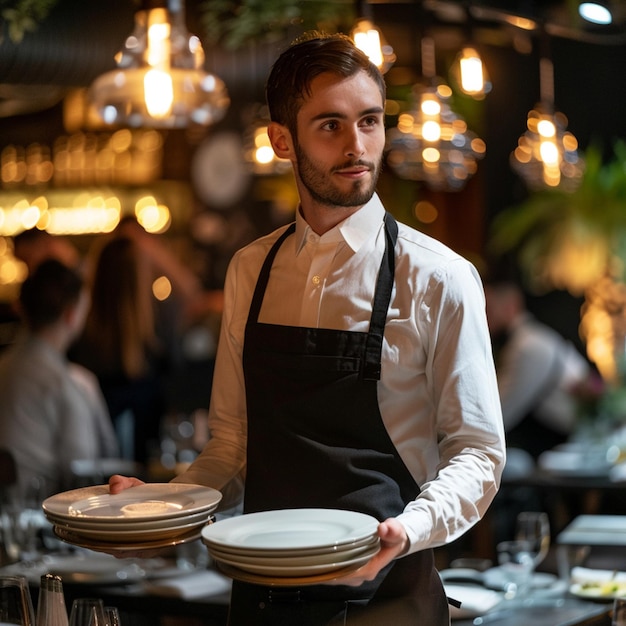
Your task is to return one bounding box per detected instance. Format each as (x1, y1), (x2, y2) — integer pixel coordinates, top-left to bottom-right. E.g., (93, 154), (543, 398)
(70, 236), (169, 464)
(0, 259), (119, 499)
(12, 227), (81, 276)
(485, 277), (592, 460)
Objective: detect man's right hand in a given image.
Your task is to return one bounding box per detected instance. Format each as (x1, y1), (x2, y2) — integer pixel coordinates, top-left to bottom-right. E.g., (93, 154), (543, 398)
(109, 474), (145, 494)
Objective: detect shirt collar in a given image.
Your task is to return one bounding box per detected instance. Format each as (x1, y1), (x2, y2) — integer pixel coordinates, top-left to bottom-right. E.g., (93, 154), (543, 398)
(294, 193), (386, 256)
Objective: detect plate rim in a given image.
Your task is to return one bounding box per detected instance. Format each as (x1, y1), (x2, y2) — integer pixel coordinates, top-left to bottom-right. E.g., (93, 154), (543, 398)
(43, 483), (222, 522)
(201, 508), (379, 552)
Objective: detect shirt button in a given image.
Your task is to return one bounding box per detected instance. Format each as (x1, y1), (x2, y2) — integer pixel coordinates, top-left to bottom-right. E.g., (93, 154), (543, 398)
(312, 275), (321, 285)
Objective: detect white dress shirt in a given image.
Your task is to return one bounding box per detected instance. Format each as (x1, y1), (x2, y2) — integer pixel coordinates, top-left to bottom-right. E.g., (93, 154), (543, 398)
(176, 194), (505, 554)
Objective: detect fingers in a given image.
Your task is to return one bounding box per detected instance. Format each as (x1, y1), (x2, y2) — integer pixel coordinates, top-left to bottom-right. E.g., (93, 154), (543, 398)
(108, 474), (145, 494)
(325, 518), (409, 587)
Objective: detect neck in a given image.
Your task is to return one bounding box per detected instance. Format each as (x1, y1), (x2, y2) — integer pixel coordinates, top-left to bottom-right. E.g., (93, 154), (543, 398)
(35, 324), (71, 354)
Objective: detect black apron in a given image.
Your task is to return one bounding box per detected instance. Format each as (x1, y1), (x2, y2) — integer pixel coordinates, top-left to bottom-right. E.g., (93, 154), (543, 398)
(229, 214), (449, 625)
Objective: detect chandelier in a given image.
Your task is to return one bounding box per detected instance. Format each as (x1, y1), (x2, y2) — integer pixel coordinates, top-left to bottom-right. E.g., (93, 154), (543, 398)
(386, 37), (486, 192)
(510, 56), (584, 191)
(89, 0), (229, 129)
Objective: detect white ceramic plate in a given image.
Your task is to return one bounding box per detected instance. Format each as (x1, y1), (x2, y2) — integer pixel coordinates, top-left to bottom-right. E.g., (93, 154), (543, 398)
(43, 484), (222, 522)
(207, 535), (380, 568)
(44, 508), (213, 532)
(201, 509), (378, 553)
(54, 525), (202, 552)
(569, 580), (626, 600)
(215, 558), (369, 586)
(212, 542), (379, 577)
(52, 516), (213, 543)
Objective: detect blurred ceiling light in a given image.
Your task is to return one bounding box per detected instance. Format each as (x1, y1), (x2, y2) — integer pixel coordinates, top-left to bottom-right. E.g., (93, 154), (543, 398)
(350, 1), (395, 74)
(385, 37), (486, 192)
(579, 2), (613, 25)
(451, 46), (491, 99)
(89, 0), (229, 128)
(511, 55), (584, 191)
(450, 5), (491, 100)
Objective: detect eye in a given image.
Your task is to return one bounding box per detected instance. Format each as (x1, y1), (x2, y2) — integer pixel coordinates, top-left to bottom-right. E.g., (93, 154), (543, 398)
(321, 120), (339, 131)
(361, 116), (380, 128)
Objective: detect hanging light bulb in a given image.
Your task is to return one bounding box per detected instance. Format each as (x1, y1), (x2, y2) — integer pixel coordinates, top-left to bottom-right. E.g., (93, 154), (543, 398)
(451, 46), (492, 99)
(350, 1), (395, 74)
(511, 56), (584, 191)
(89, 0), (229, 129)
(385, 38), (486, 192)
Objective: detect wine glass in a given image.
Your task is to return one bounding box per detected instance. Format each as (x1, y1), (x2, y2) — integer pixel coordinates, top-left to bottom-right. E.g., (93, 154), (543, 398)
(515, 511), (550, 570)
(0, 575), (36, 625)
(68, 599), (107, 626)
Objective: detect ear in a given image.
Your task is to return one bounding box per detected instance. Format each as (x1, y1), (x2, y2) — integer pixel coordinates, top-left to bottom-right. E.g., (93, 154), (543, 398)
(267, 122), (294, 161)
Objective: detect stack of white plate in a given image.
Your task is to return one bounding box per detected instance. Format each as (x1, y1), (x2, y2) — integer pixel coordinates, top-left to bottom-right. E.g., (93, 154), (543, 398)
(201, 508), (380, 586)
(43, 483), (222, 552)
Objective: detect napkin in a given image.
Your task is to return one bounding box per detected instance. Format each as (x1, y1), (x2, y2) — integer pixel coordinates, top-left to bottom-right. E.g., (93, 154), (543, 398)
(443, 583), (503, 620)
(142, 568), (232, 600)
(570, 566), (626, 583)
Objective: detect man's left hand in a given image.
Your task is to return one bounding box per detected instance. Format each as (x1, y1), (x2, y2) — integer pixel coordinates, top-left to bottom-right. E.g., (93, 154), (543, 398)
(328, 517), (409, 586)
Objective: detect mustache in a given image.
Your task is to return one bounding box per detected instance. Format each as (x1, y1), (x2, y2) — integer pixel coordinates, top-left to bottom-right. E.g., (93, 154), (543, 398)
(331, 159), (376, 172)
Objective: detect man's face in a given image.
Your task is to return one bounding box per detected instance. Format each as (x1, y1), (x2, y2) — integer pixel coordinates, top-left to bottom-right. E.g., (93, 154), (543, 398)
(292, 70), (386, 210)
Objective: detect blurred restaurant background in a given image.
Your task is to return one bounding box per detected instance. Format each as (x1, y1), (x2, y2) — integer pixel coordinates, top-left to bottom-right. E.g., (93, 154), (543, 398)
(1, 0), (626, 488)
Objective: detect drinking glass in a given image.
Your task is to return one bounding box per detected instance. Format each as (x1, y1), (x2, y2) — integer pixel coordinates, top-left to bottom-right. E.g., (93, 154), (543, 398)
(613, 597), (626, 626)
(515, 511), (550, 569)
(497, 539), (535, 599)
(0, 575), (36, 625)
(104, 607), (121, 626)
(68, 599), (107, 626)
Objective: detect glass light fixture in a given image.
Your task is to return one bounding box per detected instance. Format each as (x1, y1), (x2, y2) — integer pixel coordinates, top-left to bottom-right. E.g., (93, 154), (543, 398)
(511, 56), (584, 191)
(350, 1), (395, 74)
(385, 37), (486, 192)
(89, 0), (229, 129)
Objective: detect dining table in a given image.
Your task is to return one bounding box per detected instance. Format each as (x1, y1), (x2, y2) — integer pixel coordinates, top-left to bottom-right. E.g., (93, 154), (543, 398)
(0, 539), (616, 626)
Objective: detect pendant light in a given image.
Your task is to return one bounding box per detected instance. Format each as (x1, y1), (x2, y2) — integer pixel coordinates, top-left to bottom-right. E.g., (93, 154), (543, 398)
(386, 37), (486, 191)
(450, 6), (491, 100)
(89, 0), (229, 129)
(510, 34), (584, 191)
(350, 0), (395, 74)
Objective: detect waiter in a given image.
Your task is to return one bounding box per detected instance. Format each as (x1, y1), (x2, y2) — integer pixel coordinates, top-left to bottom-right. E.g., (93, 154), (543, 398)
(111, 32), (505, 625)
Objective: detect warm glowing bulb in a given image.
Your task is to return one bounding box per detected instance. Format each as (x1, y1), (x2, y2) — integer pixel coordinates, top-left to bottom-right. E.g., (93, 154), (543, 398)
(459, 48), (484, 94)
(537, 119), (556, 138)
(255, 146), (275, 164)
(146, 10), (170, 68)
(422, 120), (441, 142)
(354, 27), (383, 68)
(144, 69), (173, 119)
(539, 140), (559, 165)
(421, 99), (441, 116)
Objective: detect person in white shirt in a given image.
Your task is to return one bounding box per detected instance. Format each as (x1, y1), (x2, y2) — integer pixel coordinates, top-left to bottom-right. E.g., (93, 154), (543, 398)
(485, 277), (591, 460)
(111, 31), (505, 625)
(0, 259), (119, 501)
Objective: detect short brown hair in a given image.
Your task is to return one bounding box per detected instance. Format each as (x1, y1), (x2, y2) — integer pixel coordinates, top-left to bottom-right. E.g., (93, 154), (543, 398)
(266, 31), (386, 137)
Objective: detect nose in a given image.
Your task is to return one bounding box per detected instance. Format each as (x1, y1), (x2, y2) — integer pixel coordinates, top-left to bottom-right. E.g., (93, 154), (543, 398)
(345, 127), (365, 158)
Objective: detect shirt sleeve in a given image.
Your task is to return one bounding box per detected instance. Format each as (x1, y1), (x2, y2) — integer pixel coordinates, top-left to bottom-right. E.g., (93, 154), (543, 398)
(397, 259), (506, 552)
(172, 253), (248, 510)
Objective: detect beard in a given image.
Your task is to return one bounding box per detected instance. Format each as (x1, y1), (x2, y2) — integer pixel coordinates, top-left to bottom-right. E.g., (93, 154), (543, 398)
(294, 141), (381, 209)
